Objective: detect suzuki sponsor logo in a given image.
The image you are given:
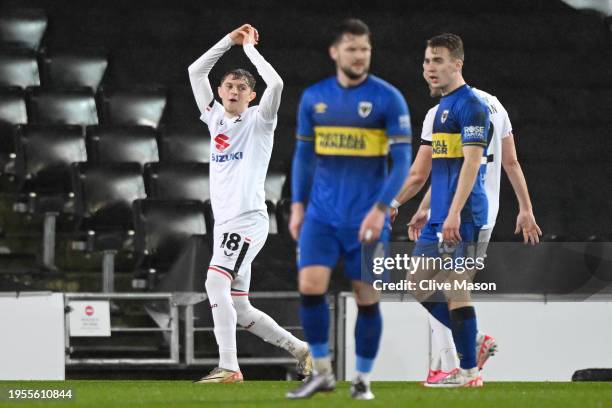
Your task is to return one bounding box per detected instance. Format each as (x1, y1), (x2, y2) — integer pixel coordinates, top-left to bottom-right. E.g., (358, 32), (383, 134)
(211, 151), (244, 163)
(214, 134), (230, 152)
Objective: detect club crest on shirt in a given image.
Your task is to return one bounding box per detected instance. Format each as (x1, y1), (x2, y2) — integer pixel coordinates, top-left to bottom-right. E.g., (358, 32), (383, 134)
(358, 101), (373, 118)
(440, 110), (449, 124)
(314, 102), (327, 114)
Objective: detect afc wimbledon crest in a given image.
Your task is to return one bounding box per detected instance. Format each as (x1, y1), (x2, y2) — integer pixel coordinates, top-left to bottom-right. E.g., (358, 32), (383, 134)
(441, 109), (449, 123)
(358, 101), (373, 118)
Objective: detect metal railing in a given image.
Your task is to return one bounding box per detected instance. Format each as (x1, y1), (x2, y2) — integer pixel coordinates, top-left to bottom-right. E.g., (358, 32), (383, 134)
(64, 292), (180, 365)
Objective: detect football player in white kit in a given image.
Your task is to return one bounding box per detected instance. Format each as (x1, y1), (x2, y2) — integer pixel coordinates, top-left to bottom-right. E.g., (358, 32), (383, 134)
(188, 24), (311, 383)
(390, 80), (542, 385)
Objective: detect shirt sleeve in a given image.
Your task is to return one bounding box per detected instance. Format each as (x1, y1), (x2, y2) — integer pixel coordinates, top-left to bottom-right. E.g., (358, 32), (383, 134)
(243, 44), (283, 123)
(420, 105), (438, 145)
(296, 89), (315, 142)
(385, 87), (412, 145)
(187, 35), (233, 123)
(459, 98), (489, 147)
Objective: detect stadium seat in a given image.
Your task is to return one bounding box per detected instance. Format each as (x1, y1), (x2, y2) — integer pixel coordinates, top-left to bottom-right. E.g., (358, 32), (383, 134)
(0, 48), (40, 88)
(0, 87), (27, 170)
(144, 162), (212, 233)
(86, 125), (159, 166)
(98, 87), (167, 128)
(144, 162), (209, 201)
(27, 87), (98, 126)
(71, 162), (146, 291)
(132, 199), (208, 288)
(264, 170), (287, 234)
(13, 125), (87, 269)
(0, 9), (47, 50)
(40, 49), (108, 91)
(158, 127), (210, 163)
(15, 125), (86, 196)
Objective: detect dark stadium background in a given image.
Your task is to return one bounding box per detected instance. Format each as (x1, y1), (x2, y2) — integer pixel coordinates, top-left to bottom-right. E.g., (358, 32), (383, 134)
(0, 0), (610, 380)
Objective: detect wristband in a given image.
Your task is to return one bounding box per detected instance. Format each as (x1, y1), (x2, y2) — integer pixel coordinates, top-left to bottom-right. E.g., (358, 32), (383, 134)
(391, 199), (401, 209)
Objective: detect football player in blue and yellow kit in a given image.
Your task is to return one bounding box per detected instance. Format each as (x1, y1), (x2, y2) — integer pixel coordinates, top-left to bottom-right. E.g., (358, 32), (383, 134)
(411, 33), (491, 387)
(286, 19), (412, 400)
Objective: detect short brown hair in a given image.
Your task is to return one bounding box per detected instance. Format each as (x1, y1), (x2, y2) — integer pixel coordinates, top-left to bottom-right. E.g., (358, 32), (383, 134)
(331, 18), (371, 45)
(427, 33), (464, 61)
(220, 68), (256, 89)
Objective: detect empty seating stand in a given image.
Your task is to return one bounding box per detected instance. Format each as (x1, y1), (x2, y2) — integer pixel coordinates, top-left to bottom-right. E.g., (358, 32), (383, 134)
(132, 199), (208, 289)
(28, 87), (98, 126)
(158, 127), (210, 163)
(0, 9), (47, 51)
(71, 162), (146, 292)
(40, 49), (108, 91)
(86, 125), (159, 166)
(264, 170), (287, 234)
(13, 125), (87, 269)
(0, 87), (27, 170)
(0, 48), (40, 88)
(98, 87), (167, 128)
(144, 162), (212, 233)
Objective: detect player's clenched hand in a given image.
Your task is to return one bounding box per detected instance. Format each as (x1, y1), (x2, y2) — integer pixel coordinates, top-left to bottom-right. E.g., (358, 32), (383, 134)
(289, 202), (305, 241)
(442, 211), (461, 244)
(359, 205), (386, 243)
(242, 26), (259, 45)
(408, 208), (429, 241)
(229, 24), (254, 45)
(389, 207), (398, 223)
(515, 210), (542, 245)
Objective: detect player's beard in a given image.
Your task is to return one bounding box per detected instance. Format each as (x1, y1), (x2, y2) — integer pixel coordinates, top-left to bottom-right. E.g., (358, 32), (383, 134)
(340, 64), (368, 80)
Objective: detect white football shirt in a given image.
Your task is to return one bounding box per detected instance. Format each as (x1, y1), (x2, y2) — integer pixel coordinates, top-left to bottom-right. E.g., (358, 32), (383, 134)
(421, 88), (513, 229)
(188, 35), (283, 226)
(201, 102), (275, 225)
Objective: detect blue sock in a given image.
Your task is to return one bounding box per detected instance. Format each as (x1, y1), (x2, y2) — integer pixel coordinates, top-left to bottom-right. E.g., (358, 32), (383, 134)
(355, 303), (382, 373)
(299, 294), (329, 358)
(450, 306), (478, 369)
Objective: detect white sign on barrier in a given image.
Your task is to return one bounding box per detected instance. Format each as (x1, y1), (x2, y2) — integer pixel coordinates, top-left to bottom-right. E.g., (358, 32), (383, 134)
(68, 300), (111, 337)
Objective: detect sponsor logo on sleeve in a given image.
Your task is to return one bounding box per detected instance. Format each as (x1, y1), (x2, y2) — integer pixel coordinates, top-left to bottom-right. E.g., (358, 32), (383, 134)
(463, 126), (485, 140)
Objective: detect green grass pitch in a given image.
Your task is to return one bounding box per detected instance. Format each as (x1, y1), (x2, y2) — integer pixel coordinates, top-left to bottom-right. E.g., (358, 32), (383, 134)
(1, 381), (611, 407)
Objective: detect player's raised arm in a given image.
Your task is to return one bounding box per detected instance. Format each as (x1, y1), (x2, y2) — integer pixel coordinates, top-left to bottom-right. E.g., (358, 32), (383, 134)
(187, 25), (251, 113)
(241, 27), (284, 122)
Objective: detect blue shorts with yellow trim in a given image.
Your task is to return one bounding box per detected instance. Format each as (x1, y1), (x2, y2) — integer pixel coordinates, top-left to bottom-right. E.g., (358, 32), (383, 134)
(298, 216), (390, 281)
(413, 222), (483, 259)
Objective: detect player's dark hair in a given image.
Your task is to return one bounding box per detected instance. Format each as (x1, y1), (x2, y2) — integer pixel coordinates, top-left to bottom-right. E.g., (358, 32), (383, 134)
(331, 18), (371, 45)
(427, 33), (465, 61)
(220, 68), (256, 90)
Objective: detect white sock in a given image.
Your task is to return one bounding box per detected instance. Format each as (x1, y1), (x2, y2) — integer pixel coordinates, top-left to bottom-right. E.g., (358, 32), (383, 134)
(205, 272), (239, 371)
(428, 314), (459, 372)
(355, 372), (371, 385)
(429, 324), (441, 371)
(233, 296), (309, 358)
(313, 356), (332, 375)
